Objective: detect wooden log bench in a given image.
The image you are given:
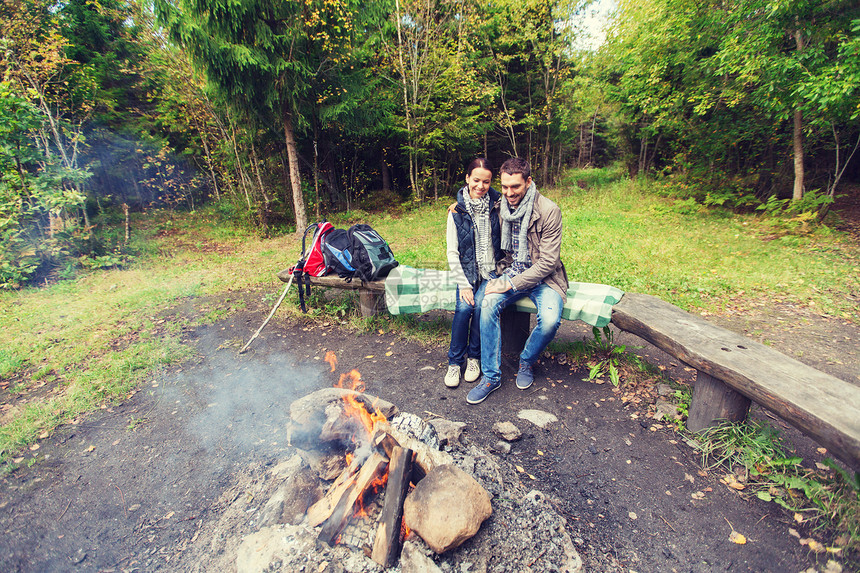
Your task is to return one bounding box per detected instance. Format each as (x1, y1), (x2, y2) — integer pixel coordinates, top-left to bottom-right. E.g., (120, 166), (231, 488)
(610, 293), (860, 471)
(277, 271), (387, 317)
(279, 270), (860, 470)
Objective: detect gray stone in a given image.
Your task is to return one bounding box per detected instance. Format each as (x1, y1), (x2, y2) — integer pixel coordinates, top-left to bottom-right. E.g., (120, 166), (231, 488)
(655, 399), (678, 421)
(429, 418), (467, 446)
(493, 441), (511, 454)
(656, 383), (674, 397)
(287, 388), (398, 448)
(400, 539), (444, 573)
(517, 409), (558, 429)
(403, 464), (492, 554)
(492, 421), (522, 442)
(258, 456), (323, 527)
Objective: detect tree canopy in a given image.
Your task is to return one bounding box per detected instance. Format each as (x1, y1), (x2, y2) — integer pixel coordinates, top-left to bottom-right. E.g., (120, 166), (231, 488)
(1, 0), (858, 287)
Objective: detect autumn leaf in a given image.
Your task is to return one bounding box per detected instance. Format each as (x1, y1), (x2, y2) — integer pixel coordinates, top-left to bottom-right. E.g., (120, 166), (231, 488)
(729, 530), (747, 544)
(515, 465), (525, 473)
(385, 351), (392, 356)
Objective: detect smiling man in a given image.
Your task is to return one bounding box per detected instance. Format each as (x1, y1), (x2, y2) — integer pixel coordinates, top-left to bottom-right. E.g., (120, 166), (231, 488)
(467, 157), (568, 405)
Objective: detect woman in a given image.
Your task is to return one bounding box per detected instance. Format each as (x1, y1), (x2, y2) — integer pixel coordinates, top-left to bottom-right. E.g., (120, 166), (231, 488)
(444, 158), (504, 388)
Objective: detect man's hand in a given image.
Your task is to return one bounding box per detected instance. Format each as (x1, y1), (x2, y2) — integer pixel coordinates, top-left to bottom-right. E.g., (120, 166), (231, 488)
(447, 202), (457, 213)
(484, 277), (512, 294)
(459, 287), (475, 306)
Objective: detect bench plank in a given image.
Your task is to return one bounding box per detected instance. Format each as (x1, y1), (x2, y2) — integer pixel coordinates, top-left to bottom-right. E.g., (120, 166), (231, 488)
(612, 292), (860, 469)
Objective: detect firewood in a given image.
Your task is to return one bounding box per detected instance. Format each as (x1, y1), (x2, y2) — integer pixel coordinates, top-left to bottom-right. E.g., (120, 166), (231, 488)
(306, 455), (362, 527)
(371, 446), (413, 567)
(317, 452), (388, 545)
(372, 427), (401, 458)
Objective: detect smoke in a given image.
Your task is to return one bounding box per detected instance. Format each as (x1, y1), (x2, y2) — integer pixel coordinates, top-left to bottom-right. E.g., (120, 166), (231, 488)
(160, 326), (329, 460)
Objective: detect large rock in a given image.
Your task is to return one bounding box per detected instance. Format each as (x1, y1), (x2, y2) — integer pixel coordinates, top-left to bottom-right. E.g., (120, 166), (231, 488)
(428, 418), (467, 447)
(403, 464), (492, 553)
(492, 421), (522, 442)
(257, 456), (324, 526)
(288, 388), (398, 448)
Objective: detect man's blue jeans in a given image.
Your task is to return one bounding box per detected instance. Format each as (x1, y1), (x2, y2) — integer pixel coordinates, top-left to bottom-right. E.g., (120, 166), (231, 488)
(479, 281), (563, 383)
(447, 285), (482, 365)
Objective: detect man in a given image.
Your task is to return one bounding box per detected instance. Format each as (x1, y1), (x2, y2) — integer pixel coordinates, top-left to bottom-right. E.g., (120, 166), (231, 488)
(467, 157), (568, 405)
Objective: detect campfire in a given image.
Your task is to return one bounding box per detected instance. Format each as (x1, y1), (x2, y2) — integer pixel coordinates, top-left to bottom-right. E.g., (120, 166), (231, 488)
(288, 352), (491, 568)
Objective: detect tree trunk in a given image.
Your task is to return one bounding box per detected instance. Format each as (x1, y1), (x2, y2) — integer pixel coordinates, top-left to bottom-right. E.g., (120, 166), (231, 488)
(228, 121), (253, 210)
(196, 120), (220, 201)
(792, 28), (805, 201)
(792, 108), (804, 200)
(283, 111), (308, 233)
(381, 154), (391, 192)
(250, 141), (271, 229)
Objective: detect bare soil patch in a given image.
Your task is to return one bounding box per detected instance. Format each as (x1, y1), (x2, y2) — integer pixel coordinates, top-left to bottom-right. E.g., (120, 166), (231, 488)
(1, 288), (856, 572)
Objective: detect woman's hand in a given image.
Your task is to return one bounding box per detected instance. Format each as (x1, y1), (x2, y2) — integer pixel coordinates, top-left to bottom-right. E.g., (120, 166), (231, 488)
(447, 202), (457, 213)
(459, 287), (475, 306)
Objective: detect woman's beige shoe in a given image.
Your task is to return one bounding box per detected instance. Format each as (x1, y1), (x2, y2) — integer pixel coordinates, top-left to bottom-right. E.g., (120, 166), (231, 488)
(444, 364), (462, 388)
(464, 358), (481, 383)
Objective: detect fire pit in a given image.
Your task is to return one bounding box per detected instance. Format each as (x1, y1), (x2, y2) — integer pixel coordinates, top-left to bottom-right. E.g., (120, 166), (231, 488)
(176, 356), (582, 573)
(223, 358), (583, 572)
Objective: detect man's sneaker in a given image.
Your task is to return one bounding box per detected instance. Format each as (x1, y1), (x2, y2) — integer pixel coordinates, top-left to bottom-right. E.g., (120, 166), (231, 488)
(444, 364), (461, 388)
(467, 377), (501, 404)
(464, 358), (481, 383)
(516, 361), (534, 390)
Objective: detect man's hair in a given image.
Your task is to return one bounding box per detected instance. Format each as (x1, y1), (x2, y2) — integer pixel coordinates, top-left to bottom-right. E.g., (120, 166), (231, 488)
(466, 157), (494, 178)
(499, 157), (531, 181)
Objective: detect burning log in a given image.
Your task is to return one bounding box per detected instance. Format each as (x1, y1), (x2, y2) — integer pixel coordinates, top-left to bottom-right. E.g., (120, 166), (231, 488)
(306, 457), (361, 527)
(371, 427), (401, 458)
(371, 445), (413, 567)
(317, 451), (389, 546)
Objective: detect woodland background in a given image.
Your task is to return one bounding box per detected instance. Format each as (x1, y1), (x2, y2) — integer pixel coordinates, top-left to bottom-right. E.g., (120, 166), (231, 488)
(1, 0), (859, 288)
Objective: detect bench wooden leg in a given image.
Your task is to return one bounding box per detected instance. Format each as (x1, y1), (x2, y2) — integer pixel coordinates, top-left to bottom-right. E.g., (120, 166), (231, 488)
(686, 371), (751, 432)
(501, 308), (530, 356)
(359, 290), (386, 317)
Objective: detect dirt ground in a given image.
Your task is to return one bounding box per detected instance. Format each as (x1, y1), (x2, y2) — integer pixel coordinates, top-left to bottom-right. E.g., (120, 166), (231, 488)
(1, 282), (857, 573)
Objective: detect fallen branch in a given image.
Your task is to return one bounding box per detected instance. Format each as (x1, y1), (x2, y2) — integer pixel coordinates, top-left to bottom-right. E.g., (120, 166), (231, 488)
(240, 272), (295, 354)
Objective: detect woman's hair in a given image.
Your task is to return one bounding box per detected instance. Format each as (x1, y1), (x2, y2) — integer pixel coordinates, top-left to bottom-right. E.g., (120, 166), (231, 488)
(466, 157), (494, 178)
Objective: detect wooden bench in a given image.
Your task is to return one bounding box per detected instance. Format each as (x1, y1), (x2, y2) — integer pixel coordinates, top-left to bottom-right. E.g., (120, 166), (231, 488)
(280, 270), (859, 469)
(277, 270), (387, 317)
(611, 293), (860, 471)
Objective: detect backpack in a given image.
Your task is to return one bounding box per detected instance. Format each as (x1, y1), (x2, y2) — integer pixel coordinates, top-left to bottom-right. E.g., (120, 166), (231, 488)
(346, 224), (399, 282)
(302, 221), (334, 277)
(322, 228), (357, 278)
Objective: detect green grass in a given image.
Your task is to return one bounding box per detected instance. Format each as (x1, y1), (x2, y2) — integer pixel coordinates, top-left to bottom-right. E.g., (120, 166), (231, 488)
(550, 167), (859, 319)
(693, 420), (860, 555)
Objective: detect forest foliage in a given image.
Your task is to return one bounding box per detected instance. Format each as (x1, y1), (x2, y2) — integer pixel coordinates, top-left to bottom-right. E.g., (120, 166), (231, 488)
(1, 0), (858, 287)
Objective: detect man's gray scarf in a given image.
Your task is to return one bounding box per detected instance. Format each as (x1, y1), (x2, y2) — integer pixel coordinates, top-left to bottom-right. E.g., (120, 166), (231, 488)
(501, 180), (536, 263)
(462, 188), (491, 274)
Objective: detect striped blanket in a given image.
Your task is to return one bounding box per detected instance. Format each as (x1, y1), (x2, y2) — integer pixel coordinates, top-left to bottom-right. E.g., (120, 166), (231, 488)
(384, 266), (624, 328)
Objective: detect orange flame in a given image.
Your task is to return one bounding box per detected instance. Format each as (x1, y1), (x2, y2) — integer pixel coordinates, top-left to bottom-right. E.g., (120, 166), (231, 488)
(342, 392), (386, 435)
(354, 469), (389, 519)
(335, 369), (365, 392)
(401, 518), (411, 539)
(324, 351), (338, 372)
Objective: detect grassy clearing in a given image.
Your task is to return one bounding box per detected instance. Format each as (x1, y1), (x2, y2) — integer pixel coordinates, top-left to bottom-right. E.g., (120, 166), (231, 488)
(2, 167), (858, 481)
(553, 166), (859, 319)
